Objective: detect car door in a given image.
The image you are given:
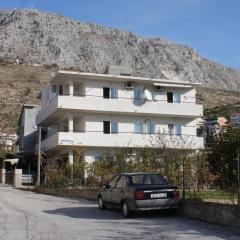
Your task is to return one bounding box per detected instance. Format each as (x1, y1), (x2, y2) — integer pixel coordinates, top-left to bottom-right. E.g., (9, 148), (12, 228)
(101, 175), (119, 204)
(111, 175), (126, 207)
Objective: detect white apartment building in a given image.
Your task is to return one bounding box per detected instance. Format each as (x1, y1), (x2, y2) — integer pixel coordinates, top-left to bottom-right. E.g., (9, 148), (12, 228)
(36, 69), (204, 165)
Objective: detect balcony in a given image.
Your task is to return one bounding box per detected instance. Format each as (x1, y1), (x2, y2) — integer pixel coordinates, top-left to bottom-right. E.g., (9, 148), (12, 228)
(37, 95), (203, 125)
(40, 131), (204, 151)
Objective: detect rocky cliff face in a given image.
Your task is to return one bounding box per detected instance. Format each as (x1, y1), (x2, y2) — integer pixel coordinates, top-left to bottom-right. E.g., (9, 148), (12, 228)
(0, 9), (240, 90)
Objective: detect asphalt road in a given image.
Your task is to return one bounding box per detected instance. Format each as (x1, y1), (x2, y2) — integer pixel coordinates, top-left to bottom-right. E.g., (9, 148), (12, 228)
(0, 186), (239, 240)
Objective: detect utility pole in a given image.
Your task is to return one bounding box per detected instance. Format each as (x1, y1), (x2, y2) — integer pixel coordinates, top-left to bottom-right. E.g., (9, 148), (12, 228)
(182, 156), (185, 200)
(237, 154), (240, 206)
(37, 127), (41, 186)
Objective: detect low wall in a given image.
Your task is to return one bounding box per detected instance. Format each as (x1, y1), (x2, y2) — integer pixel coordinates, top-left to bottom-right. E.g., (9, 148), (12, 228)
(33, 187), (240, 228)
(34, 187), (98, 201)
(179, 199), (240, 228)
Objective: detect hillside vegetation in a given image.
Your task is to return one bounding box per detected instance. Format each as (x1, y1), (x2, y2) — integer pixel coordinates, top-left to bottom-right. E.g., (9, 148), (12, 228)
(0, 9), (240, 91)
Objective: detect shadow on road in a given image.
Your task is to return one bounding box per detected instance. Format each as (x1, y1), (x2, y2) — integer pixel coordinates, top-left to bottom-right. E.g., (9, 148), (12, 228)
(43, 206), (124, 220)
(43, 205), (178, 220)
(43, 206), (240, 239)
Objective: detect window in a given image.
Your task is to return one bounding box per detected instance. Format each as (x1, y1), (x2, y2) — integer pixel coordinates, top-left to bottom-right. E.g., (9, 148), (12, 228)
(130, 174), (168, 186)
(167, 92), (173, 103)
(168, 124), (174, 135)
(110, 88), (118, 99)
(103, 87), (118, 99)
(111, 122), (118, 134)
(134, 122), (143, 134)
(95, 155), (102, 161)
(59, 85), (63, 95)
(110, 175), (120, 189)
(103, 121), (118, 134)
(116, 176), (126, 189)
(133, 89), (142, 100)
(175, 124), (182, 135)
(173, 92), (181, 103)
(168, 124), (182, 135)
(103, 121), (110, 134)
(103, 87), (110, 99)
(149, 123), (156, 134)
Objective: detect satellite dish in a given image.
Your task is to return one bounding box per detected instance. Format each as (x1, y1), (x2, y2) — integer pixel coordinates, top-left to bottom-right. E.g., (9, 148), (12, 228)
(144, 89), (153, 101)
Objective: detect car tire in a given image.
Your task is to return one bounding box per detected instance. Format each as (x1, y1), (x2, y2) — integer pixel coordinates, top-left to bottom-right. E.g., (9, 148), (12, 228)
(122, 201), (131, 218)
(98, 196), (106, 210)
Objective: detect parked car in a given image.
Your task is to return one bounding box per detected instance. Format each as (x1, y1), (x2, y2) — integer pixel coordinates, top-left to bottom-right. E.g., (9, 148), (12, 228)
(98, 172), (180, 217)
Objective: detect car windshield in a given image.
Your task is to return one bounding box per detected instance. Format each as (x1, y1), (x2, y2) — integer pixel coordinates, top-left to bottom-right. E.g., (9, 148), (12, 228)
(130, 174), (168, 186)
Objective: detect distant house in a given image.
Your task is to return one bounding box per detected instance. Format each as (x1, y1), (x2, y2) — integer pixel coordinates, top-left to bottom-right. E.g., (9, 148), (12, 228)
(231, 113), (240, 125)
(204, 116), (228, 147)
(204, 116), (227, 135)
(0, 132), (18, 152)
(18, 104), (41, 157)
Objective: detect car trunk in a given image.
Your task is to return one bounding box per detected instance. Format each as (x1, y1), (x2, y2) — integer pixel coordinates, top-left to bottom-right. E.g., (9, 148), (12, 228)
(134, 185), (178, 200)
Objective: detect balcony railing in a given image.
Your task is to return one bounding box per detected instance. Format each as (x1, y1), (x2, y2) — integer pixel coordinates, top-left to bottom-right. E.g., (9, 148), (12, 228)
(37, 94), (203, 125)
(50, 93), (197, 104)
(40, 131), (204, 151)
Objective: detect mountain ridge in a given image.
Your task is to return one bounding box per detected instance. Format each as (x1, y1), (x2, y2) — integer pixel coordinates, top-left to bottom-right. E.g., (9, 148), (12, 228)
(0, 8), (239, 91)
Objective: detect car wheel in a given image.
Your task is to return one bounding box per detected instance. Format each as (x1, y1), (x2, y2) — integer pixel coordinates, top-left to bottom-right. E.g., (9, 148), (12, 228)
(98, 196), (106, 210)
(122, 201), (131, 218)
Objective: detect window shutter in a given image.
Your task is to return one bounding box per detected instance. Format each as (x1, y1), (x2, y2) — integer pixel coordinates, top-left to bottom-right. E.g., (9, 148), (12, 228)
(175, 124), (182, 135)
(173, 92), (181, 103)
(150, 123), (156, 134)
(133, 89), (141, 100)
(110, 88), (118, 99)
(111, 122), (118, 134)
(134, 123), (143, 134)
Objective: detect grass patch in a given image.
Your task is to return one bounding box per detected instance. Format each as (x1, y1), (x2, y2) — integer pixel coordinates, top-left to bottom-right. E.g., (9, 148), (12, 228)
(183, 189), (237, 200)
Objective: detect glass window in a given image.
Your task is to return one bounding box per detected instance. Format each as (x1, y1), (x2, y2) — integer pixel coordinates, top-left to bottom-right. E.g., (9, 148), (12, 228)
(103, 87), (110, 98)
(150, 123), (156, 134)
(175, 124), (182, 135)
(103, 121), (110, 134)
(52, 85), (57, 93)
(110, 88), (118, 99)
(133, 89), (142, 100)
(167, 92), (173, 103)
(116, 176), (126, 189)
(134, 122), (143, 134)
(111, 122), (118, 134)
(168, 124), (174, 135)
(110, 175), (120, 188)
(95, 155), (102, 161)
(130, 174), (168, 186)
(173, 92), (181, 103)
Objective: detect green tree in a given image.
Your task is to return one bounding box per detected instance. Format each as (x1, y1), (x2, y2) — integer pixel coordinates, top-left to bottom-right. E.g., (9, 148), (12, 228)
(208, 125), (240, 188)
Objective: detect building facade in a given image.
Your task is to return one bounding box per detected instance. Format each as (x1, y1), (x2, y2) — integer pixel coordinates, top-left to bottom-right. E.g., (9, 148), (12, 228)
(18, 104), (41, 156)
(36, 70), (204, 164)
(231, 113), (240, 125)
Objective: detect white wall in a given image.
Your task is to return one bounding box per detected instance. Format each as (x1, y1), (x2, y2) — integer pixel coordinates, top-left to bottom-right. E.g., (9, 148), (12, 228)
(82, 113), (196, 136)
(84, 79), (195, 103)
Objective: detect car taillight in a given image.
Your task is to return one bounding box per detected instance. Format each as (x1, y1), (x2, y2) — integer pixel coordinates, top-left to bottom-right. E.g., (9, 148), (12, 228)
(172, 189), (179, 198)
(135, 191), (144, 200)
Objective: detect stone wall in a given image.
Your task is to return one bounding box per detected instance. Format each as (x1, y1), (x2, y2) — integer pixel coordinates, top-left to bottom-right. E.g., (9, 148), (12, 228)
(34, 187), (98, 201)
(179, 199), (240, 228)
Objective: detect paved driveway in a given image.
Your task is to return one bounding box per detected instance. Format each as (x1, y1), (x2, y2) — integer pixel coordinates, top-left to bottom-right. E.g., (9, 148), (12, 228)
(0, 186), (239, 240)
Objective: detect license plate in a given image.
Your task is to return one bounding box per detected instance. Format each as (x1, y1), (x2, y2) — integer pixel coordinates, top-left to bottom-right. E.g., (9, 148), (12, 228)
(151, 193), (167, 198)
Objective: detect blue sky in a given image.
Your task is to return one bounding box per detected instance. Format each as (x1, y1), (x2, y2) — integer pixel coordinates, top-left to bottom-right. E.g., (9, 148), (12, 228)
(1, 0), (239, 68)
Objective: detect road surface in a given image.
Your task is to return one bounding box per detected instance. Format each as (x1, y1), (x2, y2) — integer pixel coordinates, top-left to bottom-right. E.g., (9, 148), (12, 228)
(0, 186), (239, 240)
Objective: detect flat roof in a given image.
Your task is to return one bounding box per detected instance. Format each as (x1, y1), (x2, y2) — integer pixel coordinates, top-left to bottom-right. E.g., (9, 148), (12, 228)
(50, 70), (201, 87)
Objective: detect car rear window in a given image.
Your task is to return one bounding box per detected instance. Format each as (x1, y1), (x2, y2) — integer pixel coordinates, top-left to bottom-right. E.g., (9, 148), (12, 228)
(130, 174), (168, 186)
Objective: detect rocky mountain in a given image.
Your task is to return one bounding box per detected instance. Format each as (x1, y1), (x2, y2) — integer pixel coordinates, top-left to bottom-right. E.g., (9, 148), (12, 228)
(0, 9), (240, 91)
